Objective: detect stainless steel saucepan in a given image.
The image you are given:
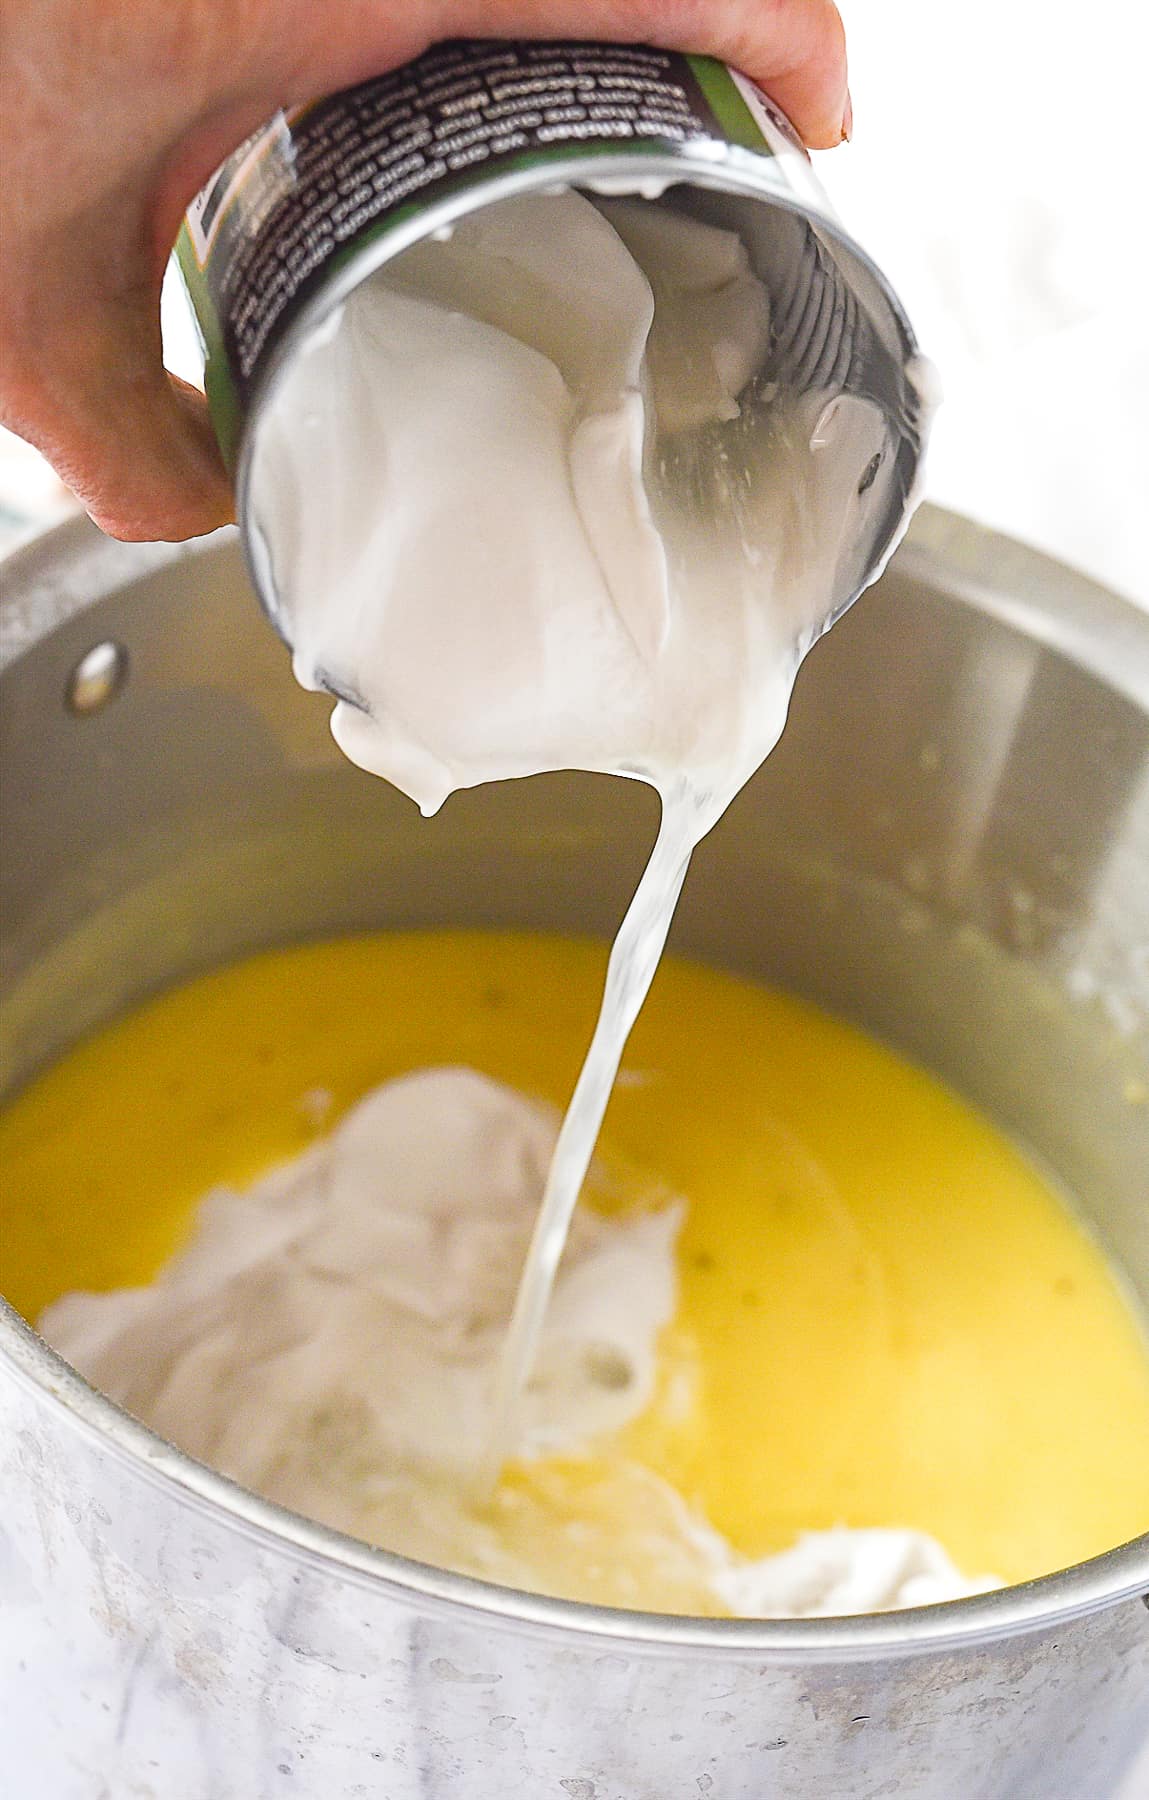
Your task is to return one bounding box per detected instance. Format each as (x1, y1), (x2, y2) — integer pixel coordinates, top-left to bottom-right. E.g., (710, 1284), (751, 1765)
(1, 506), (1146, 1798)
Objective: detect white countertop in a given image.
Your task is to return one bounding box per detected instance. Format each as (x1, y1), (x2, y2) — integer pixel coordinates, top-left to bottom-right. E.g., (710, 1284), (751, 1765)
(820, 0), (1148, 609)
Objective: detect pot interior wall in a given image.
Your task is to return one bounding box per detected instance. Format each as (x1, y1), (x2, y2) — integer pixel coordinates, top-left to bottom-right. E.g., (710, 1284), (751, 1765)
(1, 520), (1146, 1302)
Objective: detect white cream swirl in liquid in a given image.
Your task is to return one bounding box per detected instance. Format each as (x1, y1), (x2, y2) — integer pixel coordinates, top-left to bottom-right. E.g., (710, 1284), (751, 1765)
(43, 1070), (996, 1614)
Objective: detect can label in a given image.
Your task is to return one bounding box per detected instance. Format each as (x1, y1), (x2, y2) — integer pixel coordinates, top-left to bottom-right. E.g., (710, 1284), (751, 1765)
(176, 41), (799, 467)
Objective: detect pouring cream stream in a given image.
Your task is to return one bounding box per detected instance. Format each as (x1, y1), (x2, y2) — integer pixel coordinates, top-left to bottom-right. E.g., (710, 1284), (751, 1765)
(246, 188), (910, 1482)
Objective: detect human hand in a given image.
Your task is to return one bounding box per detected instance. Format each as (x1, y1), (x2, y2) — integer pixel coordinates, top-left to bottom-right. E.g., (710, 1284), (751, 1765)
(0, 2), (848, 543)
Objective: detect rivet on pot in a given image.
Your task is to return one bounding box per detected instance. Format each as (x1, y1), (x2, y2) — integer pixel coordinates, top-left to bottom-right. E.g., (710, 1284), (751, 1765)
(66, 641), (128, 715)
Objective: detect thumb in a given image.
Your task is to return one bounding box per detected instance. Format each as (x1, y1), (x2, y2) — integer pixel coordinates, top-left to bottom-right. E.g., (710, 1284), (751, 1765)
(3, 285), (234, 543)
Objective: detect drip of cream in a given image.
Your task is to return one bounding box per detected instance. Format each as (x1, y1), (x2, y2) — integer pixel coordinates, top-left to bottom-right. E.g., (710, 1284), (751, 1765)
(41, 1069), (996, 1614)
(247, 188), (915, 1488)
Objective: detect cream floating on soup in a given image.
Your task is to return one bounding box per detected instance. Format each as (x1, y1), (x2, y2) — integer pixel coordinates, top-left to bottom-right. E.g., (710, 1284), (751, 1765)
(40, 1065), (997, 1615)
(17, 935), (1149, 1614)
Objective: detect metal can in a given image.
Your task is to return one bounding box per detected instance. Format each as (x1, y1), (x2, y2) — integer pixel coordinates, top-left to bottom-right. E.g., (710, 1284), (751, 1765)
(176, 39), (929, 633)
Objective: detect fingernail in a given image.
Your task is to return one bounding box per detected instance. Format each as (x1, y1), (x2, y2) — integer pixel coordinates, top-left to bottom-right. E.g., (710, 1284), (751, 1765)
(840, 90), (853, 144)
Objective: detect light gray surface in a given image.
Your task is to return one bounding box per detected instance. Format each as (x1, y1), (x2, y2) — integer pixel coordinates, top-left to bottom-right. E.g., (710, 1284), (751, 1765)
(2, 510), (1147, 1797)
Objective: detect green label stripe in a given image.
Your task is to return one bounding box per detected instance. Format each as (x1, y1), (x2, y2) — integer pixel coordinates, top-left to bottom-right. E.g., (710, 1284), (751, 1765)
(685, 57), (771, 152)
(175, 227), (243, 472)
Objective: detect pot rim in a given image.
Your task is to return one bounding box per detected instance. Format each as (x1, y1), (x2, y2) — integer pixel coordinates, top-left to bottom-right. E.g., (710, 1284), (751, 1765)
(2, 508), (1147, 1658)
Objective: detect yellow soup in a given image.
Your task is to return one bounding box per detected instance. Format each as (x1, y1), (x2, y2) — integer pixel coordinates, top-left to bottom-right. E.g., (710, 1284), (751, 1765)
(3, 930), (1147, 1589)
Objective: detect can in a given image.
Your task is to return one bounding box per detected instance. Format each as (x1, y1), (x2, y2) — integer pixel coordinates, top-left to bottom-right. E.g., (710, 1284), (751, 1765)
(176, 38), (929, 635)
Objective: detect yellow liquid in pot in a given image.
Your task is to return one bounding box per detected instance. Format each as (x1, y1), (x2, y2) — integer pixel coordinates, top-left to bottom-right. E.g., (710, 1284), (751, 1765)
(3, 930), (1148, 1592)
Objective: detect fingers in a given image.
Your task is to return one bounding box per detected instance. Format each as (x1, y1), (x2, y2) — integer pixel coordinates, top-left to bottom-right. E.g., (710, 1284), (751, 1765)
(712, 0), (851, 148)
(290, 0), (849, 150)
(74, 375), (235, 544)
(0, 2), (239, 542)
(1, 293), (234, 543)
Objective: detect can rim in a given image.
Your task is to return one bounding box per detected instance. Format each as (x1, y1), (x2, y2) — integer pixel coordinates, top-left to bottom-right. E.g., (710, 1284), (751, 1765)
(233, 142), (924, 645)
